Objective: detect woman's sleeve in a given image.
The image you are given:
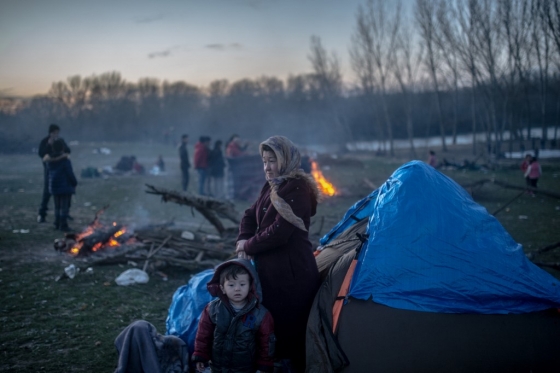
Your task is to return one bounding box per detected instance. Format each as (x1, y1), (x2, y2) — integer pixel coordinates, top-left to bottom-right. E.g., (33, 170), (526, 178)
(238, 202), (259, 241)
(244, 184), (310, 255)
(192, 305), (214, 363)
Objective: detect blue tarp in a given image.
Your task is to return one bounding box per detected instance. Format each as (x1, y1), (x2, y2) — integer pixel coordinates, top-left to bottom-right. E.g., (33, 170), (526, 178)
(324, 161), (560, 314)
(166, 269), (215, 354)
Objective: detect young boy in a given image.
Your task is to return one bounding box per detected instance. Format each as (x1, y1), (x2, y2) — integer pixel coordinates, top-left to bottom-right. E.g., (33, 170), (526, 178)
(46, 139), (77, 231)
(192, 259), (275, 373)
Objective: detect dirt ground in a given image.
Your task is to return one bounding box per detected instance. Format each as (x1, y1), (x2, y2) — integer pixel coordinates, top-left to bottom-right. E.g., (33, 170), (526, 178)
(1, 141), (559, 372)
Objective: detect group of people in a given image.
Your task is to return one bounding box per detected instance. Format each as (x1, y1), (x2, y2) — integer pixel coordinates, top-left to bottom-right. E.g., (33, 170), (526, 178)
(116, 135), (320, 373)
(37, 124), (77, 231)
(178, 133), (248, 199)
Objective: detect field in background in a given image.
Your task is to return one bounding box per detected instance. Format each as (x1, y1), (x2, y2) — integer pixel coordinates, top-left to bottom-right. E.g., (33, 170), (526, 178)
(1, 142), (559, 372)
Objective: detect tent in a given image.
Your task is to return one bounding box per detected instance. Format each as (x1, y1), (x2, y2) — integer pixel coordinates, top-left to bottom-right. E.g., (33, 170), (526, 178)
(307, 161), (560, 372)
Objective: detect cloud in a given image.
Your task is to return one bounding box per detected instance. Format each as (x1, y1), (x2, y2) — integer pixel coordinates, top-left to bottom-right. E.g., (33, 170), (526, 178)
(147, 45), (184, 59)
(205, 43), (244, 51)
(134, 14), (165, 23)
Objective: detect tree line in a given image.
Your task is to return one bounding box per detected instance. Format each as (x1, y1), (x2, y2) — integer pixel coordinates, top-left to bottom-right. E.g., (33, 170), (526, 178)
(1, 0), (559, 156)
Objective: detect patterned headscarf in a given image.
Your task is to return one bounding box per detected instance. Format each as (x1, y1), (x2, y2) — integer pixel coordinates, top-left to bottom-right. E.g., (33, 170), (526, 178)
(259, 136), (320, 231)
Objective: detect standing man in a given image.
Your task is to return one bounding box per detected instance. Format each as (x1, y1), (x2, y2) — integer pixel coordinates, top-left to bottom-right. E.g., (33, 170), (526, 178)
(179, 134), (191, 191)
(37, 124), (71, 223)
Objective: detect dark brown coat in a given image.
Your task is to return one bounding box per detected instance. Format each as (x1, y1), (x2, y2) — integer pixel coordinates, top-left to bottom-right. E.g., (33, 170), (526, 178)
(238, 177), (320, 370)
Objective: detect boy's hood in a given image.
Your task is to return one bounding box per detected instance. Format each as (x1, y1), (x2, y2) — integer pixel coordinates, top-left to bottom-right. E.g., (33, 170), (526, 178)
(207, 258), (263, 304)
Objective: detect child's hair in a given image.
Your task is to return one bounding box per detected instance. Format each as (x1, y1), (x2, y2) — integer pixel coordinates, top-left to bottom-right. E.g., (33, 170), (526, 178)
(219, 264), (251, 285)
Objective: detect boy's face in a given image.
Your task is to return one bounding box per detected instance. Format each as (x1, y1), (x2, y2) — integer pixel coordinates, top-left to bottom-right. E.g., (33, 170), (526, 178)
(220, 273), (250, 307)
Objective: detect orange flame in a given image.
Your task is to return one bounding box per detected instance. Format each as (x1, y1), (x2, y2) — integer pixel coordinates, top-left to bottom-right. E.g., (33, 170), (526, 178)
(311, 160), (337, 197)
(69, 225), (129, 256)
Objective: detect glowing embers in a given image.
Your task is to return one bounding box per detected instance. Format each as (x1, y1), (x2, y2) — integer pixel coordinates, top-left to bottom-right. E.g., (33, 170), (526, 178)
(311, 160), (337, 197)
(59, 221), (133, 256)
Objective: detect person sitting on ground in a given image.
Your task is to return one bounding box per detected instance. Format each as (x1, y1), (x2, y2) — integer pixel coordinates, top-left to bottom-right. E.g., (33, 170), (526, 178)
(427, 150), (438, 168)
(192, 258), (275, 373)
(46, 139), (77, 232)
(524, 156), (542, 195)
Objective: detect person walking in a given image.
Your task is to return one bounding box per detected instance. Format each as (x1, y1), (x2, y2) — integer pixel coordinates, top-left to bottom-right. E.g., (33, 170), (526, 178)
(37, 124), (70, 223)
(524, 156), (542, 196)
(208, 140), (226, 198)
(178, 134), (190, 191)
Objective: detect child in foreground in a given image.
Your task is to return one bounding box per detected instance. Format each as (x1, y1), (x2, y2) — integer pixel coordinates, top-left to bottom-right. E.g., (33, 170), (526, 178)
(192, 259), (275, 373)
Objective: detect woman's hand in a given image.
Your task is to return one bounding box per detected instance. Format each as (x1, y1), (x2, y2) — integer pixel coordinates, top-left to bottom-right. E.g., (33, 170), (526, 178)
(196, 362), (206, 372)
(236, 240), (251, 259)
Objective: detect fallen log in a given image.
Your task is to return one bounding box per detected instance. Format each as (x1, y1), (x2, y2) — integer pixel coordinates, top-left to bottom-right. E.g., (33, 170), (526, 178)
(145, 184), (240, 235)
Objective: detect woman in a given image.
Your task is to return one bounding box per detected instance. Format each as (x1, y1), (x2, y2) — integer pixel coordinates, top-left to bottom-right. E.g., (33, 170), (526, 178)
(235, 135), (321, 372)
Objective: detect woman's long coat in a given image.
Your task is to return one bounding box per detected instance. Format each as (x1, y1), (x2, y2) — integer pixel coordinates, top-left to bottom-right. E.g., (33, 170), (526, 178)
(238, 177), (320, 365)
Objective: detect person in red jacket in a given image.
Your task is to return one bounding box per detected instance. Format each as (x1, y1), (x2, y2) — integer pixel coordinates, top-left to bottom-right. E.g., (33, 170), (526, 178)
(235, 135), (321, 372)
(192, 259), (275, 373)
(524, 156), (542, 196)
(194, 136), (211, 195)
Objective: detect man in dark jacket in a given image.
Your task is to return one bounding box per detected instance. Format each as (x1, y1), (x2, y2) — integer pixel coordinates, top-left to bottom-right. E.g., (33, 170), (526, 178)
(47, 139), (77, 231)
(192, 259), (275, 373)
(178, 134), (190, 191)
(37, 124), (71, 223)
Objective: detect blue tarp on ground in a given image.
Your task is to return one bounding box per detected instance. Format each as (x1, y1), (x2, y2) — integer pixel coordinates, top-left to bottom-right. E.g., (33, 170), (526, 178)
(166, 269), (215, 354)
(322, 160), (560, 314)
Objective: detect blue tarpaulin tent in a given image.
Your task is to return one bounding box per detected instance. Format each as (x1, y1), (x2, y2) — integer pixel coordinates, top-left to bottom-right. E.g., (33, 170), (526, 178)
(320, 161), (560, 314)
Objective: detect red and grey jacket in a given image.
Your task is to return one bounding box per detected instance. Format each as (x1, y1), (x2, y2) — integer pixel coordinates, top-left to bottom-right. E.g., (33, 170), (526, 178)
(192, 259), (275, 373)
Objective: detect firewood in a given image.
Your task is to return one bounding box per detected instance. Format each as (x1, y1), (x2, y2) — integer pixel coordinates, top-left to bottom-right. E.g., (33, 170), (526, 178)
(145, 184), (240, 235)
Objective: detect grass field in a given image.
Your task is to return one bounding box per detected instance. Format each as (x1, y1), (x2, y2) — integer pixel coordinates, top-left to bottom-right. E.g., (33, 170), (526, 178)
(1, 141), (559, 372)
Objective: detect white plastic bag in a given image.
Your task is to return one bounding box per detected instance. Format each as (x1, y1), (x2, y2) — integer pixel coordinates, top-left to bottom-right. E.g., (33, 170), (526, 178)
(115, 269), (149, 286)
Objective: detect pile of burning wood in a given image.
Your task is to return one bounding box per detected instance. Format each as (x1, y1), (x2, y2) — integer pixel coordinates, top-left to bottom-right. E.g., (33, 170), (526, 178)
(53, 190), (240, 272)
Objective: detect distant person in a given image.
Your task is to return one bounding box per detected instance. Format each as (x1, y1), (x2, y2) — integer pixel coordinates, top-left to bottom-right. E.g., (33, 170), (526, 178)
(194, 136), (210, 195)
(524, 156), (542, 195)
(427, 150), (438, 168)
(45, 139), (77, 231)
(192, 259), (275, 373)
(520, 154), (532, 187)
(225, 134), (248, 200)
(225, 134), (248, 158)
(155, 155), (165, 172)
(208, 140), (226, 198)
(178, 134), (191, 191)
(37, 124), (70, 223)
(131, 156), (145, 175)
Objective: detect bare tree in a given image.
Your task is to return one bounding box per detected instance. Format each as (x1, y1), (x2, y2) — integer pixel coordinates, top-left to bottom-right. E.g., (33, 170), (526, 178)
(350, 0), (401, 156)
(308, 35), (352, 142)
(416, 0), (448, 151)
(531, 0), (553, 148)
(391, 17), (424, 158)
(448, 0), (482, 155)
(435, 0), (465, 145)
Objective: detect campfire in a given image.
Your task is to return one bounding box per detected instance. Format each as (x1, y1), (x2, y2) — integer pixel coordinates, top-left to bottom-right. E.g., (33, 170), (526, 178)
(311, 160), (337, 197)
(54, 208), (135, 256)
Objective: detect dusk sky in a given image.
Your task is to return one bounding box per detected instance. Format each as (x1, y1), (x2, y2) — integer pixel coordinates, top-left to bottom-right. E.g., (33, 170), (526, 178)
(0, 0), (408, 97)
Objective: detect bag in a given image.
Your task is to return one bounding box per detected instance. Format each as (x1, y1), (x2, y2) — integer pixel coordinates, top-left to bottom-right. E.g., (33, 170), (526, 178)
(166, 269), (215, 354)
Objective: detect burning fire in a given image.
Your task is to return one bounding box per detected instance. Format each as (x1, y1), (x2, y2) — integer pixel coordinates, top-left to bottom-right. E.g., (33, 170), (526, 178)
(69, 222), (129, 256)
(311, 160), (337, 197)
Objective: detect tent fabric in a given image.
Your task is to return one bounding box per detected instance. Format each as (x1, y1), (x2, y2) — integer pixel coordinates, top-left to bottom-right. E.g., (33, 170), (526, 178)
(306, 249), (560, 373)
(333, 160), (560, 314)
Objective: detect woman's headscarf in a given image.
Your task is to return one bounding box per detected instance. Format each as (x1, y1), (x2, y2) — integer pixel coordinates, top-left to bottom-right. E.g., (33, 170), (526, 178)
(259, 136), (320, 231)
